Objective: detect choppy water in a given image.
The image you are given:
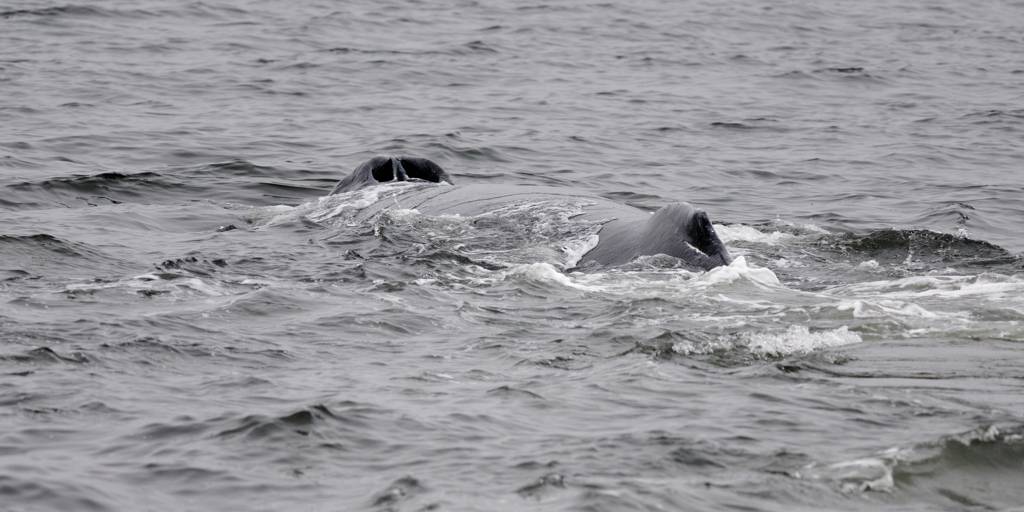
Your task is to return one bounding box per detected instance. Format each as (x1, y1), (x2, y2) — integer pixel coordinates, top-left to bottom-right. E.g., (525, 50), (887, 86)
(2, 0), (1024, 510)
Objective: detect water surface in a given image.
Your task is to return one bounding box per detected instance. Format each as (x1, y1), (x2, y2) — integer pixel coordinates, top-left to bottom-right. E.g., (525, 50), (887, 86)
(2, 0), (1023, 510)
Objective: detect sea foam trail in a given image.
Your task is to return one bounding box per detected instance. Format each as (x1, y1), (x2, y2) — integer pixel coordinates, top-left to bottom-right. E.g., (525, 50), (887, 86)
(247, 181), (431, 227)
(743, 325), (862, 356)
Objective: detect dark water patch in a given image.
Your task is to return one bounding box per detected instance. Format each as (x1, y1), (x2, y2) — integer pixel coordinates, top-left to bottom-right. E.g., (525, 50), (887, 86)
(709, 118), (792, 132)
(815, 66), (882, 80)
(615, 330), (693, 361)
(567, 431), (755, 488)
(0, 390), (40, 407)
(220, 343), (290, 363)
(321, 46), (450, 57)
(453, 40), (498, 54)
(215, 403), (378, 443)
(1, 268), (33, 281)
(156, 255), (229, 277)
(216, 289), (321, 318)
(0, 475), (111, 512)
(773, 352), (856, 377)
(4, 171), (199, 209)
(0, 103), (39, 113)
(0, 346), (89, 365)
(371, 475), (428, 508)
(512, 168), (577, 187)
(0, 140), (33, 150)
(0, 5), (110, 19)
(710, 121), (754, 130)
(655, 435), (730, 470)
(962, 109), (1024, 122)
(189, 159), (279, 178)
(516, 472), (566, 498)
(1, 233), (91, 257)
(910, 201), (976, 229)
(901, 424), (1024, 472)
(827, 67), (865, 74)
(216, 406), (328, 439)
(0, 233), (129, 277)
(720, 167), (831, 186)
(313, 307), (439, 338)
(599, 190), (664, 210)
(421, 141), (512, 162)
(816, 229), (1016, 269)
(78, 400), (121, 414)
(807, 424), (1024, 507)
(486, 385), (545, 401)
(299, 260), (369, 284)
(200, 375), (274, 391)
(136, 288), (170, 298)
(247, 180), (334, 202)
(134, 462), (234, 487)
(408, 249), (507, 272)
(132, 416), (214, 443)
(774, 69), (818, 80)
(522, 354), (593, 371)
(176, 1), (251, 20)
(98, 336), (218, 364)
(617, 329), (750, 365)
(174, 160), (333, 204)
(0, 323), (70, 347)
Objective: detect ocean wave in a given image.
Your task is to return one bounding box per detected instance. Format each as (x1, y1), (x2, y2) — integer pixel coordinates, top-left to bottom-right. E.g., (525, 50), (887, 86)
(822, 228), (1015, 267)
(4, 171), (195, 209)
(0, 233), (127, 277)
(799, 424), (1024, 507)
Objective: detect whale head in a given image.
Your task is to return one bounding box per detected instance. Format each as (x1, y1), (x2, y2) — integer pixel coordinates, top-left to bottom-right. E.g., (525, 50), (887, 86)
(685, 207), (733, 267)
(647, 203), (733, 269)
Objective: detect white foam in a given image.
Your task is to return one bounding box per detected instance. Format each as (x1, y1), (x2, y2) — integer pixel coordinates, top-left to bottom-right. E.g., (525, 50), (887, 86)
(745, 325), (862, 356)
(175, 277), (228, 296)
(62, 272), (238, 299)
(699, 256), (782, 288)
(670, 338), (735, 356)
(715, 224), (797, 245)
(245, 181), (439, 228)
(836, 299), (943, 319)
(826, 457), (895, 493)
(771, 257), (805, 269)
(306, 181), (428, 224)
(241, 204), (295, 226)
(835, 273), (1024, 303)
(502, 262), (597, 290)
(542, 255), (786, 301)
(857, 259), (880, 270)
(563, 233), (600, 268)
(566, 267), (698, 296)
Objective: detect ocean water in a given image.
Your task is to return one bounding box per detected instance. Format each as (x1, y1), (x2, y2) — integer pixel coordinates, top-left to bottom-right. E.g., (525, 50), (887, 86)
(2, 0), (1023, 510)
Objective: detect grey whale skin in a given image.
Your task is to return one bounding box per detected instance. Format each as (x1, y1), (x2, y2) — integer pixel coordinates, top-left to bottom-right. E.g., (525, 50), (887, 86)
(331, 156), (733, 270)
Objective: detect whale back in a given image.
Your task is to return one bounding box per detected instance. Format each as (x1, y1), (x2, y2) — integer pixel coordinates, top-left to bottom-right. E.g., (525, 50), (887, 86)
(329, 157), (732, 270)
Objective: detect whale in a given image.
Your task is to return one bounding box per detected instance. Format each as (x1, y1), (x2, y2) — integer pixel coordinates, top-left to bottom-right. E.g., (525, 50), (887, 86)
(331, 156), (732, 270)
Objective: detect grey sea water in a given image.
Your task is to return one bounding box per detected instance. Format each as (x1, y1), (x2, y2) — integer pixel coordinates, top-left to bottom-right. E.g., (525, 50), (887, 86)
(2, 0), (1023, 510)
